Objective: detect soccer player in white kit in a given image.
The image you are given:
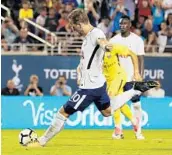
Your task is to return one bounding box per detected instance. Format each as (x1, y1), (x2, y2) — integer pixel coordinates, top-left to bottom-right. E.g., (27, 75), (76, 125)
(27, 10), (158, 147)
(110, 15), (145, 140)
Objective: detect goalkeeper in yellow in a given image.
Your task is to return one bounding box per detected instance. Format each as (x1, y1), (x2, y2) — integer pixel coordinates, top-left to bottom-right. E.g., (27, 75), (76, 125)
(103, 44), (142, 139)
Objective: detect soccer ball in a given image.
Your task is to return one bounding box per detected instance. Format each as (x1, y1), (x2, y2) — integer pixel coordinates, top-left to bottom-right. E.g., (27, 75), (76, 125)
(19, 128), (37, 146)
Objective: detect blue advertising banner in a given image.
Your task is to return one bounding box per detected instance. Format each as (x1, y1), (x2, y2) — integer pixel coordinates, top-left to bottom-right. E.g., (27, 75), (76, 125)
(2, 96), (172, 129)
(143, 57), (172, 96)
(1, 56), (80, 95)
(1, 56), (172, 95)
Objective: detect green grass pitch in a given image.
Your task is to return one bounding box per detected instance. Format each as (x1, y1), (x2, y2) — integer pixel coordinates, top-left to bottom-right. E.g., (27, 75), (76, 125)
(2, 129), (172, 155)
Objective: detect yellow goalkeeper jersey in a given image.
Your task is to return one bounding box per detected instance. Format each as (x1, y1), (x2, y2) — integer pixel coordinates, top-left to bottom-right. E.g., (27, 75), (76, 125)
(103, 44), (130, 81)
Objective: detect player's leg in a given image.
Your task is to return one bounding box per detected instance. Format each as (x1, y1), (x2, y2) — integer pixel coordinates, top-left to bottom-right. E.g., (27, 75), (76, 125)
(112, 108), (124, 139)
(31, 89), (94, 147)
(27, 106), (69, 147)
(120, 104), (133, 124)
(131, 96), (145, 140)
(120, 104), (138, 132)
(110, 89), (141, 112)
(93, 82), (133, 124)
(38, 107), (69, 146)
(111, 80), (160, 112)
(109, 77), (143, 112)
(110, 79), (159, 138)
(107, 77), (124, 139)
(124, 82), (144, 140)
(93, 83), (111, 117)
(106, 72), (139, 112)
(108, 75), (136, 139)
(112, 103), (139, 139)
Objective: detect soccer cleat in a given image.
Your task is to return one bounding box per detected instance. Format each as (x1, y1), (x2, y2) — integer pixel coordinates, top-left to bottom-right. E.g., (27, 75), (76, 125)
(136, 133), (145, 140)
(133, 80), (159, 92)
(112, 128), (124, 139)
(112, 133), (124, 139)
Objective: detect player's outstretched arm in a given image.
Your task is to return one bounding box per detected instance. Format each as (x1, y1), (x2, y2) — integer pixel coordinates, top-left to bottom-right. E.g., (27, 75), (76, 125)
(138, 55), (144, 78)
(96, 38), (113, 52)
(127, 50), (142, 81)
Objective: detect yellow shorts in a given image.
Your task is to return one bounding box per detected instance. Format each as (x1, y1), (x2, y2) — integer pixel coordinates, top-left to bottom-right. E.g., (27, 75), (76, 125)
(106, 72), (127, 97)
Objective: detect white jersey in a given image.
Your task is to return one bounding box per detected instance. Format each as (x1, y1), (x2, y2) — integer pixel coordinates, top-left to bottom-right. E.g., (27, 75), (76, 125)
(79, 28), (106, 89)
(110, 32), (145, 81)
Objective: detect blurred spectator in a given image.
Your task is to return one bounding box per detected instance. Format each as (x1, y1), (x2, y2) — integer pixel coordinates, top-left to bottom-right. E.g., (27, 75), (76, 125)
(100, 0), (109, 19)
(58, 23), (72, 52)
(59, 3), (66, 14)
(124, 0), (136, 20)
(52, 0), (63, 13)
(145, 32), (157, 52)
(36, 7), (47, 37)
(19, 1), (33, 20)
(166, 13), (172, 28)
(24, 74), (43, 96)
(34, 0), (49, 11)
(1, 37), (9, 52)
(57, 11), (68, 30)
(63, 0), (78, 7)
(13, 28), (30, 44)
(19, 20), (29, 29)
(1, 0), (172, 54)
(44, 7), (59, 32)
(143, 80), (165, 98)
(157, 22), (168, 53)
(46, 0), (53, 8)
(166, 27), (172, 47)
(1, 17), (19, 44)
(87, 1), (100, 27)
(137, 0), (151, 18)
(19, 16), (35, 33)
(5, 0), (22, 21)
(162, 0), (172, 20)
(1, 80), (20, 96)
(133, 28), (144, 40)
(132, 15), (146, 31)
(143, 19), (157, 52)
(110, 0), (130, 33)
(97, 17), (111, 37)
(50, 76), (72, 96)
(142, 19), (154, 39)
(65, 2), (74, 13)
(44, 33), (58, 53)
(36, 7), (47, 27)
(150, 0), (165, 32)
(59, 23), (71, 32)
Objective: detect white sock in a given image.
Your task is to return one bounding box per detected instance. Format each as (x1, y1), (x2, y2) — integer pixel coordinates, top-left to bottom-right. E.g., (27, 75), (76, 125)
(38, 112), (67, 146)
(132, 101), (142, 135)
(111, 89), (141, 112)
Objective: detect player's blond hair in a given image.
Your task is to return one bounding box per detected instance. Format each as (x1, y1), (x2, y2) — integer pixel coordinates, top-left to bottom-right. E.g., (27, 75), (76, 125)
(68, 9), (89, 25)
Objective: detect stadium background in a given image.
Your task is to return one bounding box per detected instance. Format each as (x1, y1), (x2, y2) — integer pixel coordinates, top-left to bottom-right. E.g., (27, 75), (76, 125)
(1, 0), (172, 130)
(1, 0), (172, 155)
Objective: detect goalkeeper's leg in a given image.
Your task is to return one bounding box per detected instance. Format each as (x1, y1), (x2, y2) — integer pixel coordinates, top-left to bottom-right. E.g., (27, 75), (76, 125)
(124, 82), (145, 140)
(131, 96), (145, 140)
(112, 108), (123, 139)
(120, 104), (138, 133)
(112, 103), (138, 139)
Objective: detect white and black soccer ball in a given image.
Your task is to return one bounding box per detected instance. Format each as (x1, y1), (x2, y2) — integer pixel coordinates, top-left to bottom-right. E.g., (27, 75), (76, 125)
(19, 128), (37, 146)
